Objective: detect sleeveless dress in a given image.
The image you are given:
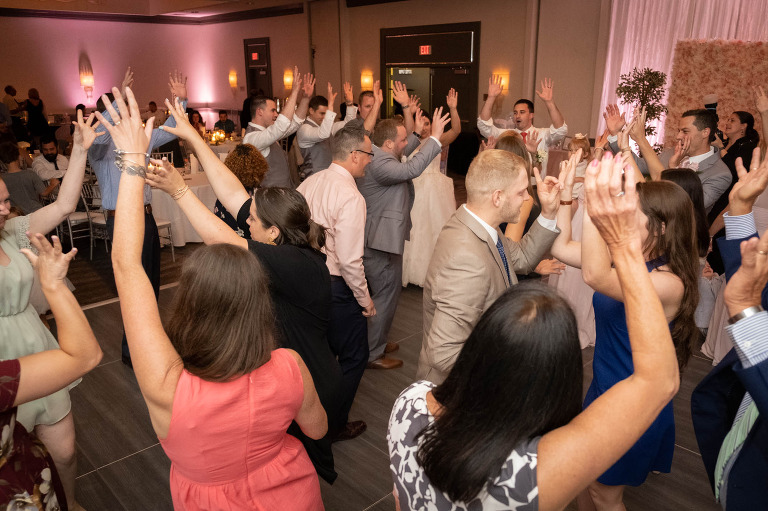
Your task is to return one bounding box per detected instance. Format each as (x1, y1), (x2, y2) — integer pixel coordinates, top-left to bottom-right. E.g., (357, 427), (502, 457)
(402, 147), (456, 287)
(0, 215), (74, 431)
(159, 348), (324, 511)
(388, 381), (540, 510)
(583, 257), (675, 486)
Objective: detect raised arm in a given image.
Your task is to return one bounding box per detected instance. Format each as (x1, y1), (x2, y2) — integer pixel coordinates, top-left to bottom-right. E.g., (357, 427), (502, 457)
(479, 74), (503, 123)
(536, 78), (564, 129)
(16, 234), (102, 406)
(440, 88), (462, 146)
(297, 82), (338, 148)
(161, 97), (249, 216)
(754, 85), (768, 143)
(627, 106), (663, 181)
(392, 81), (414, 134)
(97, 87), (183, 439)
(294, 72), (315, 122)
(537, 154), (680, 511)
(549, 151), (583, 267)
(364, 80), (383, 134)
(28, 111), (102, 235)
(146, 158), (247, 250)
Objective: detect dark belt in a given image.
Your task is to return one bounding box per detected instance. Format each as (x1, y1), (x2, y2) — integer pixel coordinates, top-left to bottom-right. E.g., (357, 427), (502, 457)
(105, 204), (152, 217)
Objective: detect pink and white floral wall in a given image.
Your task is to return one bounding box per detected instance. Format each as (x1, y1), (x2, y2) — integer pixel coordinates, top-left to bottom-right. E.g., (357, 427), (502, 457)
(665, 40), (768, 149)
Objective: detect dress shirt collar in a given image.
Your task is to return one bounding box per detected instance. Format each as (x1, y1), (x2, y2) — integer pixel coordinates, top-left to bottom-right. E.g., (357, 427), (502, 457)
(327, 162), (356, 184)
(689, 146), (716, 164)
(463, 204), (498, 243)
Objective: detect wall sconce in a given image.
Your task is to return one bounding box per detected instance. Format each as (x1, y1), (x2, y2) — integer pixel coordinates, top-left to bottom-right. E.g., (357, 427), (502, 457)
(492, 70), (510, 91)
(361, 70), (373, 91)
(228, 70), (237, 89)
(283, 69), (294, 91)
(80, 71), (94, 100)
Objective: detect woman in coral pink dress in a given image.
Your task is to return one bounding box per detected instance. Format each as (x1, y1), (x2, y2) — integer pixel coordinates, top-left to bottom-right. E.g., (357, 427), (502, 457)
(98, 87), (327, 511)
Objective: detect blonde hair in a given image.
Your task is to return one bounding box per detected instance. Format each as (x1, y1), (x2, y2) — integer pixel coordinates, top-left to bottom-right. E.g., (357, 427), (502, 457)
(568, 135), (591, 162)
(466, 150), (526, 203)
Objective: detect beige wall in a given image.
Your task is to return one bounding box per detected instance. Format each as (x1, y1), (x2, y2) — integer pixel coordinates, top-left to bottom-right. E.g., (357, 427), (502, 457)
(0, 0), (607, 135)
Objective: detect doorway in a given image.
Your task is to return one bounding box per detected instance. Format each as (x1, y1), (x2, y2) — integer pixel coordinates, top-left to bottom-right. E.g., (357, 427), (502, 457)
(243, 37), (273, 98)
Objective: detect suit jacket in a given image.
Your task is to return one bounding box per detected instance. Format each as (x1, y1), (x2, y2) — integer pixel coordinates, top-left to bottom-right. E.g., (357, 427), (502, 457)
(609, 143), (732, 212)
(416, 206), (559, 384)
(356, 135), (441, 255)
(691, 232), (768, 509)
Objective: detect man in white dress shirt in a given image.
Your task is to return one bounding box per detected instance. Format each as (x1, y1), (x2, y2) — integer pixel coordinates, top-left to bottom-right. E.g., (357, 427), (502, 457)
(31, 134), (67, 198)
(243, 68), (314, 187)
(477, 75), (568, 176)
(298, 125), (376, 441)
(297, 82), (358, 178)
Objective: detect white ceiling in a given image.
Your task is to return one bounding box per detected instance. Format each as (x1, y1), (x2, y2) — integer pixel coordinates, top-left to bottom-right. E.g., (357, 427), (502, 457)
(0, 0), (301, 17)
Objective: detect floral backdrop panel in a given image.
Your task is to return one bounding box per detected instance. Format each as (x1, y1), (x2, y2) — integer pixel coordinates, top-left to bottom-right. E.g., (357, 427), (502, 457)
(665, 40), (768, 149)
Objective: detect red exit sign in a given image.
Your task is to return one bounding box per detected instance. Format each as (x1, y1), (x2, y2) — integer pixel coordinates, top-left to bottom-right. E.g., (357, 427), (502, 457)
(419, 45), (432, 56)
(251, 52), (260, 61)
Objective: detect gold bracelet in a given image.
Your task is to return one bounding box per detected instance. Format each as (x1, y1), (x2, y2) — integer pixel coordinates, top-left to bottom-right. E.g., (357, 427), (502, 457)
(171, 185), (189, 200)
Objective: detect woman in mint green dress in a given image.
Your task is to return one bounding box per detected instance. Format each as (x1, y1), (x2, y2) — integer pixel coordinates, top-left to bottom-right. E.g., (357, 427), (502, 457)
(0, 111), (101, 509)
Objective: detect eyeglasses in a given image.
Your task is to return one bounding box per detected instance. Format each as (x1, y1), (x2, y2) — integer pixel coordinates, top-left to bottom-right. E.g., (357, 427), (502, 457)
(351, 149), (374, 157)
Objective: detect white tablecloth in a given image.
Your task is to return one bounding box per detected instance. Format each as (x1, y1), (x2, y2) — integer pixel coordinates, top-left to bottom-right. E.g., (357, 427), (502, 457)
(208, 141), (238, 156)
(151, 173), (217, 246)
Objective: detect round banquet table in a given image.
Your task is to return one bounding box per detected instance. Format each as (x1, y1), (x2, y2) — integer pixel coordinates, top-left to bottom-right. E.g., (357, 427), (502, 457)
(150, 173), (217, 246)
(208, 140), (239, 159)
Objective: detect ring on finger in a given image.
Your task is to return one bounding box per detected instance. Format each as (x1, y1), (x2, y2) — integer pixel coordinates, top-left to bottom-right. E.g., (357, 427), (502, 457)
(614, 191), (625, 197)
(759, 250), (767, 255)
(114, 121), (121, 126)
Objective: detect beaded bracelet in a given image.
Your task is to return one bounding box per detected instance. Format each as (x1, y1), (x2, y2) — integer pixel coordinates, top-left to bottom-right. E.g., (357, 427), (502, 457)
(171, 185), (190, 201)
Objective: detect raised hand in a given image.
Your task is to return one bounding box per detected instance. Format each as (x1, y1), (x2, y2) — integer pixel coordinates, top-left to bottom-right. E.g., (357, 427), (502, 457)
(343, 81), (354, 105)
(121, 67), (134, 96)
(480, 135), (497, 152)
(585, 153), (640, 249)
(524, 129), (541, 154)
(617, 119), (633, 151)
(595, 129), (610, 150)
(724, 228), (768, 316)
(20, 234), (77, 288)
(534, 167), (563, 219)
(289, 67), (302, 99)
(94, 87), (153, 158)
(446, 88), (458, 109)
(168, 70), (188, 100)
(302, 73), (316, 97)
(414, 108), (425, 136)
(536, 78), (555, 102)
(145, 157), (186, 196)
(409, 95), (421, 113)
(72, 109), (104, 151)
(627, 105), (647, 142)
(430, 106), (450, 139)
(327, 82), (338, 109)
(373, 80), (383, 105)
(730, 147), (768, 215)
(392, 81), (410, 106)
(559, 149), (582, 199)
(487, 75), (503, 98)
(161, 97), (199, 142)
(603, 104), (626, 135)
(668, 137), (691, 168)
(754, 85), (768, 114)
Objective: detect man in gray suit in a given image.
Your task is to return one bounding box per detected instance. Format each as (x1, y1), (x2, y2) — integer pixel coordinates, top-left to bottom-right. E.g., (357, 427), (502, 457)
(357, 109), (451, 369)
(607, 108), (731, 213)
(416, 150), (561, 384)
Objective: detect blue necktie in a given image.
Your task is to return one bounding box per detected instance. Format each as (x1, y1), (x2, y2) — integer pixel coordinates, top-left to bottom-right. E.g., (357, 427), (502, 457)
(495, 236), (511, 285)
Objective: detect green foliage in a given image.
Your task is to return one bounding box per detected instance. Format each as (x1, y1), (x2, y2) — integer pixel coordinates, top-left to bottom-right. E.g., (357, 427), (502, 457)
(616, 68), (668, 138)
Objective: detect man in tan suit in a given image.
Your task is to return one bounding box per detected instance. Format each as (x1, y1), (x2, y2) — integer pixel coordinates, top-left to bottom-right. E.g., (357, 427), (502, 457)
(416, 150), (562, 383)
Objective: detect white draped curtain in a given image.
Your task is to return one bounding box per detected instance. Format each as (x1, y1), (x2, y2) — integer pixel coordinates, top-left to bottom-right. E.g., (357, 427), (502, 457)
(597, 0), (768, 146)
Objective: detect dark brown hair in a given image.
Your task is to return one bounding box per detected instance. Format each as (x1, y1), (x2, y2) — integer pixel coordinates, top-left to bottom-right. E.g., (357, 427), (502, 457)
(637, 180), (699, 370)
(252, 187), (326, 251)
(166, 244), (276, 382)
(495, 132), (536, 204)
(224, 144), (269, 190)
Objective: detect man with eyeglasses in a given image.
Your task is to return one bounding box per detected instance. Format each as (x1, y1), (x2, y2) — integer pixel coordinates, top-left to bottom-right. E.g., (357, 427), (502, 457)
(356, 107), (450, 370)
(298, 125), (377, 442)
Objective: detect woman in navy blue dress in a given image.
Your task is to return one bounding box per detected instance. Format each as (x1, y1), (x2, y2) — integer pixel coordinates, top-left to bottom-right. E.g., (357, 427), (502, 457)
(549, 152), (700, 510)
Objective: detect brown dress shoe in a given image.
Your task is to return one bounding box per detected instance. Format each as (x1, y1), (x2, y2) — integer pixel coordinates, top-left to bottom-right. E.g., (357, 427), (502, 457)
(367, 356), (403, 370)
(385, 341), (400, 353)
(332, 420), (367, 442)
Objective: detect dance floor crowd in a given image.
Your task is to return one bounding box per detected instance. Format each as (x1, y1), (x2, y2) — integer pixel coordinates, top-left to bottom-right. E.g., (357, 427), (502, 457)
(0, 64), (767, 511)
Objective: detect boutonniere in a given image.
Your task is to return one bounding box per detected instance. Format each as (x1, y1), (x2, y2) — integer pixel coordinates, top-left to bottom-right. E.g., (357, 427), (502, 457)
(536, 149), (547, 163)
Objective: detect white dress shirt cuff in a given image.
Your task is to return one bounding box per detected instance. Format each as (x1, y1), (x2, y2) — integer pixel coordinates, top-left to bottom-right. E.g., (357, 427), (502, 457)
(724, 212), (757, 240)
(536, 215), (558, 232)
(607, 134), (618, 143)
(429, 136), (442, 148)
(726, 310), (768, 367)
